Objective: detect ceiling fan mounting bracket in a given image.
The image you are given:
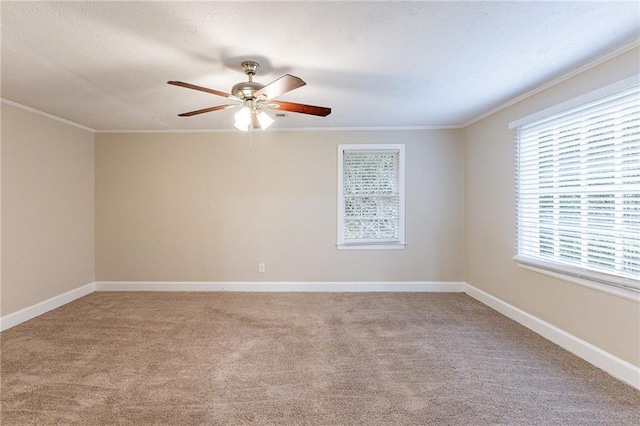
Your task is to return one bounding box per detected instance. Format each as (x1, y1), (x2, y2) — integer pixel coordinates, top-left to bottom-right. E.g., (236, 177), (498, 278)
(241, 61), (260, 77)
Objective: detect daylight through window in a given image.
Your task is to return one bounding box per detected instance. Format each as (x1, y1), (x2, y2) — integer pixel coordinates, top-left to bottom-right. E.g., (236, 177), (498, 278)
(514, 80), (640, 293)
(337, 144), (405, 249)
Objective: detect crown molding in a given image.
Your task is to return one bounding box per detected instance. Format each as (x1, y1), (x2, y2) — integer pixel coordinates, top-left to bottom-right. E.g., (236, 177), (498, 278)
(95, 125), (463, 134)
(0, 98), (96, 133)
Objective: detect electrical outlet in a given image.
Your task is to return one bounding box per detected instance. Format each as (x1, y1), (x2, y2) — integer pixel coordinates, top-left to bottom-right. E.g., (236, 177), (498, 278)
(258, 263), (266, 273)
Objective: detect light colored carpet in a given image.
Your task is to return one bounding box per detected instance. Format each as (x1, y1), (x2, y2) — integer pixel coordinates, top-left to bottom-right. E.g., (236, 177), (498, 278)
(1, 292), (639, 425)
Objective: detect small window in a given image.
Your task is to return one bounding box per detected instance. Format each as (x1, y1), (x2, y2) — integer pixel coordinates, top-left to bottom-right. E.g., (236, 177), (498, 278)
(337, 144), (405, 250)
(512, 77), (640, 294)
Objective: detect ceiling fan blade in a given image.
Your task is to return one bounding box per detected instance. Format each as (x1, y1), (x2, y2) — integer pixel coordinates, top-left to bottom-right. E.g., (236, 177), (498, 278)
(267, 101), (331, 117)
(177, 104), (238, 117)
(167, 81), (237, 99)
(255, 74), (306, 99)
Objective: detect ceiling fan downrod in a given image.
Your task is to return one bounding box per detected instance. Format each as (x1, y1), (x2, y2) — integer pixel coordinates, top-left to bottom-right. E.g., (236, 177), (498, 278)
(232, 61), (265, 100)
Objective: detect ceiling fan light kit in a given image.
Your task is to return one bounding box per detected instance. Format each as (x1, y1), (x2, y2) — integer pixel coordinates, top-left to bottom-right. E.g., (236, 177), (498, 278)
(168, 61), (331, 131)
(233, 104), (274, 131)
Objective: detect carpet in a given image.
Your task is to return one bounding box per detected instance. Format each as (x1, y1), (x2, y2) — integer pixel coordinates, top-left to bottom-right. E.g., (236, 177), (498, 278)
(1, 292), (639, 425)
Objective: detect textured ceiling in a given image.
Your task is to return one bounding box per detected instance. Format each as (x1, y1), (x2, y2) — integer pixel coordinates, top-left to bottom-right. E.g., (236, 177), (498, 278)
(2, 1), (639, 131)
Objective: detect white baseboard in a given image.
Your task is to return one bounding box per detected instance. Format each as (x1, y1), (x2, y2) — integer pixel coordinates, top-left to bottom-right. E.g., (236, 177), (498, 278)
(464, 283), (640, 390)
(95, 281), (466, 293)
(0, 282), (95, 332)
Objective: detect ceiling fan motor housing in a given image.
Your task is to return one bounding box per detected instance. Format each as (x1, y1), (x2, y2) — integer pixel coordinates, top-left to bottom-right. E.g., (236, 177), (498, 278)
(231, 81), (265, 100)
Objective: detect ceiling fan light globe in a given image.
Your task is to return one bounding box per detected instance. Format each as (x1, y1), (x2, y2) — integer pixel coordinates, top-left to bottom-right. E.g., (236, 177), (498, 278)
(234, 120), (249, 132)
(234, 106), (251, 124)
(257, 111), (275, 129)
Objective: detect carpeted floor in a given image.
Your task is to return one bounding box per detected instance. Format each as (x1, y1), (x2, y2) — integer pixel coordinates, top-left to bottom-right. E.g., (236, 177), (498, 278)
(1, 292), (639, 425)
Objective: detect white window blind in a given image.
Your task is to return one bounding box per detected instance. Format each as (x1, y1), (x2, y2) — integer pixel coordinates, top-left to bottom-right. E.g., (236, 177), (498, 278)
(337, 144), (405, 249)
(515, 81), (640, 293)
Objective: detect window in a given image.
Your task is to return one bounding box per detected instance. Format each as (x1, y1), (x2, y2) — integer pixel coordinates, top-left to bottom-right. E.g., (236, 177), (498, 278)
(512, 77), (640, 295)
(337, 144), (405, 250)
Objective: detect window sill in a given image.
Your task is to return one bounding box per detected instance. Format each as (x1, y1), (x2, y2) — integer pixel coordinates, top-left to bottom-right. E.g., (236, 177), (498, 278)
(513, 255), (640, 303)
(337, 243), (406, 250)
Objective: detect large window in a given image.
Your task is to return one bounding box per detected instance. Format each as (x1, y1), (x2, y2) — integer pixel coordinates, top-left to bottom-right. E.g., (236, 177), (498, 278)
(512, 77), (639, 295)
(337, 144), (405, 249)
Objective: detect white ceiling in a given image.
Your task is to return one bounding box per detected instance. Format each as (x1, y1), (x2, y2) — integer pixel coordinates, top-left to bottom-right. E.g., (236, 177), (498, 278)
(2, 1), (639, 131)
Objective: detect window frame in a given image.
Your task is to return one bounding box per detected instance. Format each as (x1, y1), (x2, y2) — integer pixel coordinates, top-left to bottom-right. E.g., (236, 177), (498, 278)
(337, 144), (406, 250)
(510, 75), (640, 300)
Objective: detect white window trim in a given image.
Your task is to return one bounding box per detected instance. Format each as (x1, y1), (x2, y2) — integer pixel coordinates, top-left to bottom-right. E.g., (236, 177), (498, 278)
(511, 74), (640, 300)
(337, 144), (406, 250)
(514, 255), (640, 302)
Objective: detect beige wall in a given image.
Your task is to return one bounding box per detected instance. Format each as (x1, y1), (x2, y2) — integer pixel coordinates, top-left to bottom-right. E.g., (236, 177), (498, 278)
(464, 47), (640, 366)
(0, 105), (3, 315)
(1, 104), (95, 316)
(95, 129), (465, 283)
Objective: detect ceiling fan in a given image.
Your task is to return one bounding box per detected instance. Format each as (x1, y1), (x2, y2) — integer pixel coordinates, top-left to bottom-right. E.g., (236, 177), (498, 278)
(168, 61), (331, 131)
